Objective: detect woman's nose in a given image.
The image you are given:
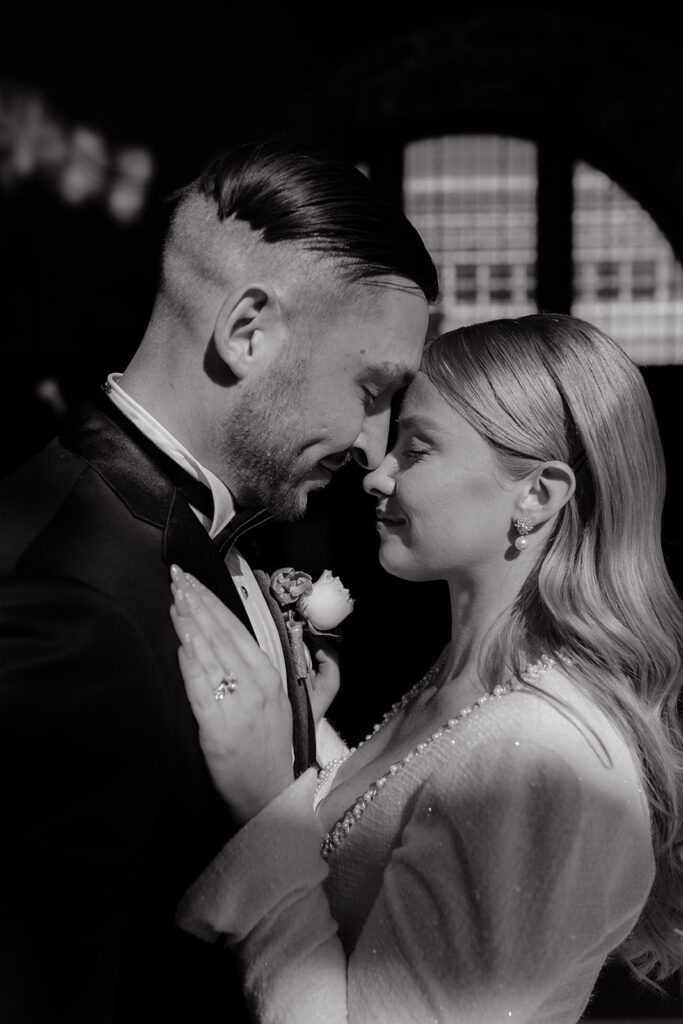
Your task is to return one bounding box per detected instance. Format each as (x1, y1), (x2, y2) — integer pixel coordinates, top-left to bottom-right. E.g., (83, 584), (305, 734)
(362, 454), (397, 497)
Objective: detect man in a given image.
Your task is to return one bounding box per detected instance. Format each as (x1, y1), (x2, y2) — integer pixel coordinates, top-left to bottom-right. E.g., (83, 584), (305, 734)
(0, 139), (437, 1022)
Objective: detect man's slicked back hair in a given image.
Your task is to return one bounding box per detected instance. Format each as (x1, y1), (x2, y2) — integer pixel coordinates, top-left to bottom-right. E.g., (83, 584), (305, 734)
(185, 138), (439, 303)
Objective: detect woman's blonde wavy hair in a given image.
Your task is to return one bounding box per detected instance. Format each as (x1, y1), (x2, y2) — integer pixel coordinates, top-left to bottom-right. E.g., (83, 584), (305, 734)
(422, 313), (683, 985)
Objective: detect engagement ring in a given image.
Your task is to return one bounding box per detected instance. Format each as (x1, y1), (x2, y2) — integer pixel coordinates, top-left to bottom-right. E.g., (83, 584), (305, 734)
(213, 673), (239, 700)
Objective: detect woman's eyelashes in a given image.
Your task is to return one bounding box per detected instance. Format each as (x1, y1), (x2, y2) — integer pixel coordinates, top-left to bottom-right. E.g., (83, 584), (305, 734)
(402, 446), (428, 461)
(395, 435), (431, 462)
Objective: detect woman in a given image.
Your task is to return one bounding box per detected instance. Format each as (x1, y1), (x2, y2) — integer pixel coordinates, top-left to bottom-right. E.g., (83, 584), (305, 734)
(170, 314), (683, 1023)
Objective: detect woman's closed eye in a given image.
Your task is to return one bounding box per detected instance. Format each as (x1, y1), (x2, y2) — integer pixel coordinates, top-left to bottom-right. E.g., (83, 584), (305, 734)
(400, 442), (430, 462)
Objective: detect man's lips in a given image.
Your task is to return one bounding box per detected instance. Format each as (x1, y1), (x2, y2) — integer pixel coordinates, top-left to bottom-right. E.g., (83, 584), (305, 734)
(306, 465), (332, 484)
(319, 452), (352, 473)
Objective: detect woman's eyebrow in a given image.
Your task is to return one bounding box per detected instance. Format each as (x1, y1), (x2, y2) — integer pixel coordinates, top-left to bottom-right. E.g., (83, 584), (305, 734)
(395, 414), (442, 434)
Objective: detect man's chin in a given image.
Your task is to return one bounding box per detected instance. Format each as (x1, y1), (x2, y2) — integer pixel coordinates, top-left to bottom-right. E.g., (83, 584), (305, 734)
(269, 471), (333, 522)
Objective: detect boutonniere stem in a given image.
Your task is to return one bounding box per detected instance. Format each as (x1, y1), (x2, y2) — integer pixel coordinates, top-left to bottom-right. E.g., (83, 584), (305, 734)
(285, 617), (310, 681)
(270, 567), (355, 686)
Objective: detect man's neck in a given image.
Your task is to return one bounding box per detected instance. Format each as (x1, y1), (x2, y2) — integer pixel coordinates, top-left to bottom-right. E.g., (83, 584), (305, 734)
(117, 366), (194, 447)
(106, 372), (236, 536)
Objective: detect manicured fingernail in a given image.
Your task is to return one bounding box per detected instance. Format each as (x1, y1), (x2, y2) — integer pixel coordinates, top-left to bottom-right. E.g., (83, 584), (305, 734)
(170, 564), (182, 580)
(182, 632), (195, 658)
(174, 588), (190, 615)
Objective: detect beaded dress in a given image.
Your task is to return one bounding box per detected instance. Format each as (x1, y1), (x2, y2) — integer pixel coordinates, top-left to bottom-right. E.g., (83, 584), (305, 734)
(177, 659), (654, 1024)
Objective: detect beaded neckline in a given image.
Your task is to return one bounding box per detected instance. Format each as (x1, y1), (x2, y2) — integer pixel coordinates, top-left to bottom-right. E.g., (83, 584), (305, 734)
(319, 653), (560, 860)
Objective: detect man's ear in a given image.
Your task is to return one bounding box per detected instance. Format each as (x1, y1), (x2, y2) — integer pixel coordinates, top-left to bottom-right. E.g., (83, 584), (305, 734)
(515, 461), (576, 527)
(213, 283), (286, 380)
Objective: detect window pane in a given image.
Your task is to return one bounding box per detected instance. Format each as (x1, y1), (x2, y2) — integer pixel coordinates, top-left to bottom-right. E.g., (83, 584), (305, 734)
(573, 163), (683, 364)
(455, 264), (477, 279)
(403, 135), (538, 332)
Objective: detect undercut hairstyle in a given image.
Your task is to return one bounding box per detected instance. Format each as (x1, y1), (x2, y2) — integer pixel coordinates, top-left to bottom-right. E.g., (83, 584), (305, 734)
(423, 313), (683, 987)
(179, 138), (439, 302)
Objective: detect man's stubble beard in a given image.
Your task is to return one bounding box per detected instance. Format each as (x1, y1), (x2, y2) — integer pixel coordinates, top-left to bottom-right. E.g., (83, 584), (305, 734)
(221, 359), (313, 521)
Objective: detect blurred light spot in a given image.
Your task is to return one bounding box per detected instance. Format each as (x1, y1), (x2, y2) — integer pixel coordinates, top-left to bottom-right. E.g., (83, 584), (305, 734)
(108, 146), (155, 222)
(2, 82), (154, 222)
(35, 378), (68, 417)
(59, 127), (108, 204)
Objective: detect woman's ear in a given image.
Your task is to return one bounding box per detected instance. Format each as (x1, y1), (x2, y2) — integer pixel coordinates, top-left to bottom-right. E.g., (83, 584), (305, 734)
(212, 283), (286, 380)
(515, 461), (576, 528)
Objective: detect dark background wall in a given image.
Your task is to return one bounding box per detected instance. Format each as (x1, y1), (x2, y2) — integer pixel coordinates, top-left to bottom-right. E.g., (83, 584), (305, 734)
(2, 9), (682, 1017)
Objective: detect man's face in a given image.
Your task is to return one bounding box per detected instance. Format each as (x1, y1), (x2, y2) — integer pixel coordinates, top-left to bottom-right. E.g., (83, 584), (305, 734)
(226, 277), (429, 519)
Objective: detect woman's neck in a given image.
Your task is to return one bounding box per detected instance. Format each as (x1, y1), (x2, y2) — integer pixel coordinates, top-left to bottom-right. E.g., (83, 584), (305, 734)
(442, 567), (523, 692)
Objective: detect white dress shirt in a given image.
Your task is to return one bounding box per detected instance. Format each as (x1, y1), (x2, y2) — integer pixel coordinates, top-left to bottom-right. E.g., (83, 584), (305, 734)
(105, 373), (288, 687)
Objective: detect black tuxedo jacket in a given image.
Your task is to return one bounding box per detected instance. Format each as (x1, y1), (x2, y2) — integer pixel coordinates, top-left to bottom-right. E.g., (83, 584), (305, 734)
(0, 394), (313, 1023)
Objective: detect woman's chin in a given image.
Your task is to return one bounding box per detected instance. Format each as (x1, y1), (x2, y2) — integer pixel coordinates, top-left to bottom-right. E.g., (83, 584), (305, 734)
(378, 546), (435, 582)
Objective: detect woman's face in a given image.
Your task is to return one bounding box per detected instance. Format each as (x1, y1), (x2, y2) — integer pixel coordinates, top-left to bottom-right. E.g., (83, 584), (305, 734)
(363, 372), (520, 582)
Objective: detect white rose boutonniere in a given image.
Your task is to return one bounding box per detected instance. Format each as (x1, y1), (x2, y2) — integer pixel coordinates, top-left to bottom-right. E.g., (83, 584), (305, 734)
(270, 567), (354, 683)
(298, 569), (355, 632)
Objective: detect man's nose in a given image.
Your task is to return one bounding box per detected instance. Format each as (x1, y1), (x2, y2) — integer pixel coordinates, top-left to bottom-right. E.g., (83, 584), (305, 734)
(351, 410), (392, 472)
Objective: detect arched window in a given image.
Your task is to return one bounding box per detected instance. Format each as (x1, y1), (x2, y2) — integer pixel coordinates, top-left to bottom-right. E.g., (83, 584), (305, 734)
(573, 162), (683, 364)
(404, 136), (537, 335)
(402, 135), (683, 364)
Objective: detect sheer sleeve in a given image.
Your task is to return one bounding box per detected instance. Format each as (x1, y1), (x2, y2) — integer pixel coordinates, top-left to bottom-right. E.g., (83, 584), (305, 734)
(177, 739), (653, 1024)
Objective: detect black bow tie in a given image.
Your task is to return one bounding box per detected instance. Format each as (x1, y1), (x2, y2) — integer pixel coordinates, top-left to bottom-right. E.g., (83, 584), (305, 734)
(213, 507), (272, 555)
(95, 385), (270, 552)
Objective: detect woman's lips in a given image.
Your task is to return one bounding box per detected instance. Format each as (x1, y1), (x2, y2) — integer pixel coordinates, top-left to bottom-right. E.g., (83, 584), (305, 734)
(376, 511), (406, 527)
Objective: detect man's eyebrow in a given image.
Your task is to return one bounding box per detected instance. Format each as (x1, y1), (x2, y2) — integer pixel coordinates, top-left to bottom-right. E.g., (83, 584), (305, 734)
(365, 362), (416, 387)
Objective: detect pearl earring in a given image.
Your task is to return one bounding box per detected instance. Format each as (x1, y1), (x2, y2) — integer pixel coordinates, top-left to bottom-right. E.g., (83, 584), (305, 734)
(513, 516), (533, 551)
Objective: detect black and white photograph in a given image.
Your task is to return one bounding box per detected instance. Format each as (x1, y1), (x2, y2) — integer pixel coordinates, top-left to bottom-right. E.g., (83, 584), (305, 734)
(1, 9), (683, 1022)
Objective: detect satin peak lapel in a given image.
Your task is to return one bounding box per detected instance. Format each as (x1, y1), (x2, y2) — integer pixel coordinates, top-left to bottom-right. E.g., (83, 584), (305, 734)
(60, 396), (256, 640)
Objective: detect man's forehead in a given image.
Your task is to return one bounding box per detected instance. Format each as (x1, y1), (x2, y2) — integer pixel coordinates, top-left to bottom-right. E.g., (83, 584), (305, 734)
(360, 276), (427, 297)
(352, 276), (429, 316)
